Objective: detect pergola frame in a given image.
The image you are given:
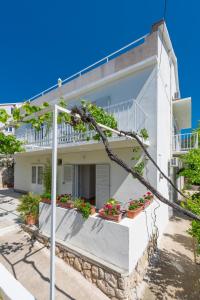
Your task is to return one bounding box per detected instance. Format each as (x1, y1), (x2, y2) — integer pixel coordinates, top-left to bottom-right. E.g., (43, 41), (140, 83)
(49, 104), (141, 300)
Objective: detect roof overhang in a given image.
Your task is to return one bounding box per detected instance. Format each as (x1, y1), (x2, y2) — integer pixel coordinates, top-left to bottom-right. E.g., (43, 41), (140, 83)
(173, 97), (191, 129)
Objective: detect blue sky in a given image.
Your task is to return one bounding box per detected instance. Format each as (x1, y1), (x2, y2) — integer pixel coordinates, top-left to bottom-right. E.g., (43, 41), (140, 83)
(0, 0), (199, 128)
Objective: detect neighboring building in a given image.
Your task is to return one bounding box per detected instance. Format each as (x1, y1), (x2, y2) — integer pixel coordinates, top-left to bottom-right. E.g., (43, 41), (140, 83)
(0, 102), (22, 135)
(0, 102), (22, 188)
(13, 21), (197, 297)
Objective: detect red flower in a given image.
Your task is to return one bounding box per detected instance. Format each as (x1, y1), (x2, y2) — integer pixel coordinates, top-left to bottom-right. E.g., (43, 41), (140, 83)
(116, 204), (120, 210)
(147, 192), (151, 195)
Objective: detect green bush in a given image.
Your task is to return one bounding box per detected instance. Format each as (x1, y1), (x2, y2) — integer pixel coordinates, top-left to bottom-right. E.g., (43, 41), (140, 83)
(178, 149), (200, 185)
(74, 198), (93, 219)
(17, 193), (41, 221)
(181, 194), (200, 255)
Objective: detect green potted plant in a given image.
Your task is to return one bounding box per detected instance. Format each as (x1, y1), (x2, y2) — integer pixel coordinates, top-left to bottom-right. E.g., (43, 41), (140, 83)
(57, 194), (74, 208)
(17, 193), (41, 225)
(143, 191), (154, 207)
(126, 200), (143, 219)
(41, 192), (51, 204)
(99, 198), (122, 222)
(74, 198), (96, 219)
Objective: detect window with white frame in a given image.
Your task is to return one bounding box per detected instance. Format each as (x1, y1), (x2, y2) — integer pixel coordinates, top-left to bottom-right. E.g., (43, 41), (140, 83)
(31, 165), (43, 185)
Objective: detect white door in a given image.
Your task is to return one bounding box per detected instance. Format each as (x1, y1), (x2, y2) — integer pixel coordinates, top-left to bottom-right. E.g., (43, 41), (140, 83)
(31, 165), (44, 194)
(62, 165), (74, 195)
(96, 164), (110, 209)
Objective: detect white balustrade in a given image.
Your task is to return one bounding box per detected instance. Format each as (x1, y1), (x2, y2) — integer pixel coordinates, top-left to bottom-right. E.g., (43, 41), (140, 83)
(173, 132), (199, 152)
(16, 99), (147, 150)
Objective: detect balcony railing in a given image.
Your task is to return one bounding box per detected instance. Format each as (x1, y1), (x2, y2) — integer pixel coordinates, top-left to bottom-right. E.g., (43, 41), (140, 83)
(173, 132), (199, 153)
(16, 99), (147, 150)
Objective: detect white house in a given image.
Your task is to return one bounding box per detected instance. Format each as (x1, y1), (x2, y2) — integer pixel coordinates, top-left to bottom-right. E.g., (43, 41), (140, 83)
(0, 102), (22, 135)
(14, 21), (195, 203)
(12, 21), (197, 299)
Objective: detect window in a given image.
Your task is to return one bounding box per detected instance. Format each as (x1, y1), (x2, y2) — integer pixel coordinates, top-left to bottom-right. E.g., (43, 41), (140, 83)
(32, 166), (36, 184)
(32, 165), (43, 185)
(37, 166), (43, 184)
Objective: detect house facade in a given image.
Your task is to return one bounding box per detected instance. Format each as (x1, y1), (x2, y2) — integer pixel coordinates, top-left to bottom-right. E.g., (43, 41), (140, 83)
(14, 21), (194, 206)
(11, 21), (198, 298)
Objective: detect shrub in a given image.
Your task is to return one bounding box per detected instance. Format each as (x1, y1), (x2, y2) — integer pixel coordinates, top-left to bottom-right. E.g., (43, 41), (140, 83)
(181, 194), (200, 255)
(17, 193), (41, 221)
(41, 192), (51, 199)
(74, 198), (93, 219)
(178, 149), (200, 185)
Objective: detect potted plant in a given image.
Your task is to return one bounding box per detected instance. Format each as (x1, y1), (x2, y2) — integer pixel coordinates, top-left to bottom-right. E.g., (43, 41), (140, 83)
(41, 192), (51, 204)
(74, 198), (96, 219)
(143, 191), (154, 207)
(17, 193), (41, 225)
(57, 194), (74, 208)
(99, 198), (122, 222)
(126, 200), (143, 219)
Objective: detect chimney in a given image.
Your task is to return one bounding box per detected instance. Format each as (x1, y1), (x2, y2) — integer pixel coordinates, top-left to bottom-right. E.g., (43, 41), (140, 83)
(151, 19), (165, 33)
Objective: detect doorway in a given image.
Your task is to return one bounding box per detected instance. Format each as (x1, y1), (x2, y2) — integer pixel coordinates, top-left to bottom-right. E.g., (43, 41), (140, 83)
(61, 163), (110, 208)
(78, 165), (96, 205)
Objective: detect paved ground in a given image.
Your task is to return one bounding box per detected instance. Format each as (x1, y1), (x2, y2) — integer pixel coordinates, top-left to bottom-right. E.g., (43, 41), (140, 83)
(0, 189), (109, 300)
(1, 189), (200, 300)
(142, 213), (200, 300)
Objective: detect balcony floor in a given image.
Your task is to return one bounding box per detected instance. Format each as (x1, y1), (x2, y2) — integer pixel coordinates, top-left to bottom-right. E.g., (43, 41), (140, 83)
(15, 136), (149, 157)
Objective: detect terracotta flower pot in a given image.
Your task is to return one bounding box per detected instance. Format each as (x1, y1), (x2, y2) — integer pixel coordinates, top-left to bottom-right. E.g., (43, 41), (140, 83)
(98, 209), (122, 222)
(126, 206), (143, 219)
(41, 198), (51, 204)
(58, 201), (74, 209)
(25, 215), (37, 225)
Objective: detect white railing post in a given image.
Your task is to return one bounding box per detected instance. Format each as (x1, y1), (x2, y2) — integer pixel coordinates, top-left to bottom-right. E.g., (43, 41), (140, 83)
(50, 105), (58, 300)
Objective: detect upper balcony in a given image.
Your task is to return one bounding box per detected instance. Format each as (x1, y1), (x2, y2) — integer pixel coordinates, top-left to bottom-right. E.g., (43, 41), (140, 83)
(173, 132), (199, 154)
(16, 99), (148, 152)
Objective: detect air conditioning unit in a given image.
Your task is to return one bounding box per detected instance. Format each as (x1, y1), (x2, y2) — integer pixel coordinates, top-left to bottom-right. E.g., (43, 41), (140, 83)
(170, 157), (179, 167)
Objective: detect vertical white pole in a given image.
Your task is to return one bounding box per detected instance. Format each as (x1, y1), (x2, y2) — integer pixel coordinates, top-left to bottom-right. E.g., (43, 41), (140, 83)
(50, 105), (58, 300)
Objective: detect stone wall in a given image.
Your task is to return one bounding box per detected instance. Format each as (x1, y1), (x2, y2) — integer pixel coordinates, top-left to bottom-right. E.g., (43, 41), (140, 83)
(22, 224), (153, 300)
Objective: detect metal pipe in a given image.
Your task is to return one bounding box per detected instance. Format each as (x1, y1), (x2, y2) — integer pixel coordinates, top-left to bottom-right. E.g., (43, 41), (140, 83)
(50, 105), (58, 300)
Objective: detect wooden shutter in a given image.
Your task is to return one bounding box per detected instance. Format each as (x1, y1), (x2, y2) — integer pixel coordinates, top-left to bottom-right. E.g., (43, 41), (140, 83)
(96, 164), (110, 209)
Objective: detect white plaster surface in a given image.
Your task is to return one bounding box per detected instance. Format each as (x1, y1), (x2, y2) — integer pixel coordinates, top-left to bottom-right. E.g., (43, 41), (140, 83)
(0, 263), (35, 300)
(39, 200), (168, 274)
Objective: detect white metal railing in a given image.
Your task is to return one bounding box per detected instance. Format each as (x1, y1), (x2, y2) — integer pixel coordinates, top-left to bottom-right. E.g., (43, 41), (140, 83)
(26, 34), (148, 103)
(16, 99), (147, 149)
(173, 132), (199, 152)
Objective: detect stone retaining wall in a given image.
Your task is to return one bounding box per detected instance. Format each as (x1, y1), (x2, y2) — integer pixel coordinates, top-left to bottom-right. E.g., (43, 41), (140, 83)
(22, 224), (153, 300)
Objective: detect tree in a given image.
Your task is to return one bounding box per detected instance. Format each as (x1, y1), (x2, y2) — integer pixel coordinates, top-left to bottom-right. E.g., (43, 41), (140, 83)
(0, 132), (24, 155)
(178, 149), (200, 185)
(1, 100), (200, 222)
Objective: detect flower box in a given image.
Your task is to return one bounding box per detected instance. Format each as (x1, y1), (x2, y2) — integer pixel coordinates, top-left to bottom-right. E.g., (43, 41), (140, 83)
(41, 198), (51, 204)
(126, 206), (143, 219)
(58, 201), (74, 209)
(98, 209), (122, 223)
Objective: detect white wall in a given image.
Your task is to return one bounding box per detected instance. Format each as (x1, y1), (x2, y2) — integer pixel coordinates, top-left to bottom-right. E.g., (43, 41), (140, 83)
(39, 200), (168, 274)
(15, 147), (152, 204)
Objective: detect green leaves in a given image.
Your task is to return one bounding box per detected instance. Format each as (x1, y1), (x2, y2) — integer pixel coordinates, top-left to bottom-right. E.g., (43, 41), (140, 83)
(0, 132), (24, 155)
(0, 109), (10, 124)
(181, 194), (200, 254)
(178, 149), (200, 184)
(140, 128), (149, 141)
